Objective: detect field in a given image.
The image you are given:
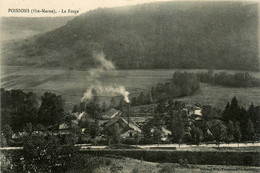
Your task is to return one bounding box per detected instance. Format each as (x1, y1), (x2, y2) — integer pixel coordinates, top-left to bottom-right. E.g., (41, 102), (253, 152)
(1, 66), (260, 111)
(94, 157), (260, 173)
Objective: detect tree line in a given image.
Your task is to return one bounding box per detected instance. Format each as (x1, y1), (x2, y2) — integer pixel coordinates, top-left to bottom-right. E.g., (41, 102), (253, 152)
(130, 71), (200, 107)
(1, 89), (65, 132)
(197, 70), (260, 87)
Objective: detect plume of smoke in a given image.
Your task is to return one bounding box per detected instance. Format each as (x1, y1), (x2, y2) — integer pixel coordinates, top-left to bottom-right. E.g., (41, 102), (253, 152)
(88, 52), (115, 78)
(81, 82), (130, 103)
(81, 52), (130, 103)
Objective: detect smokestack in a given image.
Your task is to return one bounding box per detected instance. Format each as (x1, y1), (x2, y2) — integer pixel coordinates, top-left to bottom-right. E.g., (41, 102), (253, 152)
(127, 103), (130, 125)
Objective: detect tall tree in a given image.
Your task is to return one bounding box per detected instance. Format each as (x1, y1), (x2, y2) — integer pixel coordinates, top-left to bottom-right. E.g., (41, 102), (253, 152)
(222, 102), (231, 122)
(211, 120), (228, 146)
(246, 104), (259, 132)
(22, 92), (38, 124)
(1, 89), (38, 132)
(170, 112), (184, 146)
(246, 119), (255, 141)
(234, 121), (242, 146)
(231, 97), (238, 109)
(38, 92), (65, 126)
(227, 120), (234, 143)
(190, 125), (203, 145)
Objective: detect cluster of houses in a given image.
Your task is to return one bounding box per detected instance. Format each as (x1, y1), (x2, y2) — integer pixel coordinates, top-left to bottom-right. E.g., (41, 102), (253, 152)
(57, 104), (204, 142)
(10, 105), (205, 144)
(66, 108), (143, 139)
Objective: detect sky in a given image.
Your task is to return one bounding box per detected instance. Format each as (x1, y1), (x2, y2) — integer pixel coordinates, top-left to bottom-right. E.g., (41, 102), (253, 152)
(0, 0), (174, 17)
(1, 0), (257, 17)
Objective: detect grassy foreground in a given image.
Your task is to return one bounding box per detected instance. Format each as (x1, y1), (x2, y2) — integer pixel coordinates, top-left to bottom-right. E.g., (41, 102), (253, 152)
(89, 157), (260, 173)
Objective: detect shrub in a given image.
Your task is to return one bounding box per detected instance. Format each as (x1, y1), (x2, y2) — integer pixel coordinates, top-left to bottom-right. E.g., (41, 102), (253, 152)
(6, 133), (107, 173)
(8, 134), (78, 172)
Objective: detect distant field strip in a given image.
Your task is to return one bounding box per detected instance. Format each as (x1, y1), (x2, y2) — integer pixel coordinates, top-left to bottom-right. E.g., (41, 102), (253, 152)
(1, 68), (260, 111)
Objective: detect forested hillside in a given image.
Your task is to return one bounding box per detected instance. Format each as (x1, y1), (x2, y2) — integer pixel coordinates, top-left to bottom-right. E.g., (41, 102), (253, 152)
(2, 1), (258, 70)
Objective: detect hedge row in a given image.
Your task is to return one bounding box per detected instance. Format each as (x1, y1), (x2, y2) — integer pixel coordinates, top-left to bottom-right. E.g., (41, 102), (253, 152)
(82, 149), (260, 166)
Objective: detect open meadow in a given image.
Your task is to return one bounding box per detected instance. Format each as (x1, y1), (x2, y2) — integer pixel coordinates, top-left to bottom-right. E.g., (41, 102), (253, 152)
(1, 66), (260, 111)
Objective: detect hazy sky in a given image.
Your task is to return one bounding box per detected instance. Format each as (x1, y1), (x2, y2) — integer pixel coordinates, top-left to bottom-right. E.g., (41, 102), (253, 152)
(1, 0), (175, 17)
(1, 0), (256, 17)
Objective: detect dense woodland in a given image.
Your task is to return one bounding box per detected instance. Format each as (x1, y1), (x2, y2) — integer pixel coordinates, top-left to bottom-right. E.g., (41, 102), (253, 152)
(3, 2), (258, 71)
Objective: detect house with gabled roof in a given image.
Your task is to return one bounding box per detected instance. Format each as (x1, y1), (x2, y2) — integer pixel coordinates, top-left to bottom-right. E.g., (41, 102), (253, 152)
(104, 114), (142, 138)
(184, 105), (203, 121)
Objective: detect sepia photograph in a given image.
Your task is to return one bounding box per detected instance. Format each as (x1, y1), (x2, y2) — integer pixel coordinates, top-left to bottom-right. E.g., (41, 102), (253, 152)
(0, 0), (260, 172)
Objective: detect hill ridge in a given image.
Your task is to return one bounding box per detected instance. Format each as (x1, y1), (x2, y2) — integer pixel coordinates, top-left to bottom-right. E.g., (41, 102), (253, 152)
(2, 1), (259, 71)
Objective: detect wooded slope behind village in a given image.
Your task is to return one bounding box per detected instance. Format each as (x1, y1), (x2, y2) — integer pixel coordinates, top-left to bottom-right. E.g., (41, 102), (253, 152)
(2, 1), (258, 71)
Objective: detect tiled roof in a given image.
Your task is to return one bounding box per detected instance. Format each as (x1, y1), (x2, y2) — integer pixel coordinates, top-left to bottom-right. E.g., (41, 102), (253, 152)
(105, 116), (142, 133)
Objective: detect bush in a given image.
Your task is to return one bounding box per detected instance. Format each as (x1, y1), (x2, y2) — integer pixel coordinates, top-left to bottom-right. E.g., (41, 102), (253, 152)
(6, 133), (107, 173)
(7, 134), (78, 172)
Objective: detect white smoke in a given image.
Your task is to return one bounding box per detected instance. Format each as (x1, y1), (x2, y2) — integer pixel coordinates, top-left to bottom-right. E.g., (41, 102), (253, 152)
(81, 52), (130, 103)
(88, 52), (115, 78)
(82, 82), (130, 103)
